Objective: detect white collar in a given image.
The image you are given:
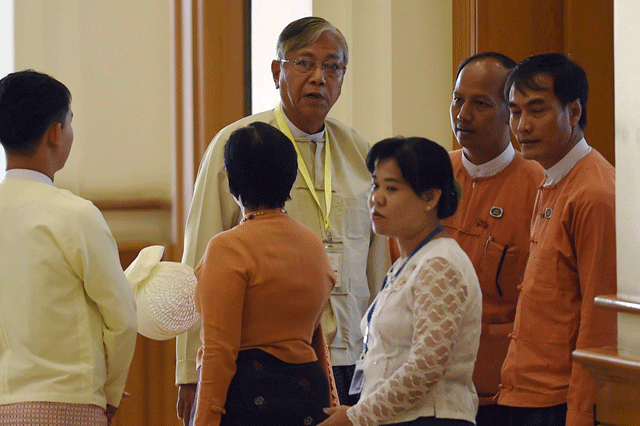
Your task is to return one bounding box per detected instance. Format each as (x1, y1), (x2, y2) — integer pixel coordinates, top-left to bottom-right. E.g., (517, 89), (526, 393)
(462, 143), (516, 178)
(543, 138), (591, 186)
(4, 168), (53, 185)
(281, 109), (325, 142)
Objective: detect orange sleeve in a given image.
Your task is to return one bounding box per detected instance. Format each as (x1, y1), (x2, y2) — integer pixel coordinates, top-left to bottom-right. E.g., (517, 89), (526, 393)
(193, 238), (247, 426)
(566, 184), (617, 426)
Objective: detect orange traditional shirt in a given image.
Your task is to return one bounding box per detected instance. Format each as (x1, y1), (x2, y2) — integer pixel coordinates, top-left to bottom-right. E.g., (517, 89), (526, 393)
(499, 143), (617, 426)
(441, 148), (543, 404)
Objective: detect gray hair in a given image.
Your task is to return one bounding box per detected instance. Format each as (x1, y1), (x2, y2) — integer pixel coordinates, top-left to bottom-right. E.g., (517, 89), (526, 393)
(276, 17), (349, 65)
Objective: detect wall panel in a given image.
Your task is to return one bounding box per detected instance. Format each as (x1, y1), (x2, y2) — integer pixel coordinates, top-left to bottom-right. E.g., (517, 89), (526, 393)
(477, 0), (564, 62)
(564, 0), (615, 164)
(192, 0), (246, 165)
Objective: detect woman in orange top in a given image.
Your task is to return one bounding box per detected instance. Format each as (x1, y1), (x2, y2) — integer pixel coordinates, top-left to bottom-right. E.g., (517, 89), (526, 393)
(192, 122), (337, 426)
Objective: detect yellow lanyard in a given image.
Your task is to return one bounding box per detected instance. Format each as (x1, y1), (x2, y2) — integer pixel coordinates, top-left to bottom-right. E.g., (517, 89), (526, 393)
(275, 103), (332, 234)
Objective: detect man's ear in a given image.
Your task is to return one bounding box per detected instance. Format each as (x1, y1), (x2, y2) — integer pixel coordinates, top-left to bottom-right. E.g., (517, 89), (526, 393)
(43, 121), (62, 149)
(271, 60), (281, 89)
(568, 99), (582, 127)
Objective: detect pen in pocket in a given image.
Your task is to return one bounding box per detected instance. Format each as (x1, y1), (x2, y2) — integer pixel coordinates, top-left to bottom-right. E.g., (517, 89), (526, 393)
(494, 244), (509, 297)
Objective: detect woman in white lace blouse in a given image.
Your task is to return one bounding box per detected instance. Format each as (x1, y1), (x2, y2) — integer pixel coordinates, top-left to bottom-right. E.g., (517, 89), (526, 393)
(320, 137), (482, 426)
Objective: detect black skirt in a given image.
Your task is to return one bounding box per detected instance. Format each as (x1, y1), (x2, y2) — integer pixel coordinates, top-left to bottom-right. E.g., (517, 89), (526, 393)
(221, 348), (330, 426)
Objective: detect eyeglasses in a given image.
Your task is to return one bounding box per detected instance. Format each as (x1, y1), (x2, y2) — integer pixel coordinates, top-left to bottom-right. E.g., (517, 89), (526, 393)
(278, 58), (346, 78)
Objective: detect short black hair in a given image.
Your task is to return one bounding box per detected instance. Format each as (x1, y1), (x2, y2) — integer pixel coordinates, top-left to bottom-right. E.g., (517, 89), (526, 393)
(224, 122), (298, 210)
(0, 70), (71, 155)
(505, 53), (589, 129)
(366, 136), (459, 219)
(455, 51), (517, 80)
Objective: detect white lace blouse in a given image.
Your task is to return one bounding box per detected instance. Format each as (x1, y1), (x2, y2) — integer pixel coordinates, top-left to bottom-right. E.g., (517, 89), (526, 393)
(347, 237), (481, 425)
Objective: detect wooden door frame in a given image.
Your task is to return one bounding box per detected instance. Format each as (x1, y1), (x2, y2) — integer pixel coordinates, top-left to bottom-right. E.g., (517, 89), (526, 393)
(172, 0), (248, 261)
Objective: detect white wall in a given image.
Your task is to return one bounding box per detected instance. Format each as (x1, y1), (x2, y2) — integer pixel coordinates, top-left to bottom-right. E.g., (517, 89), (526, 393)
(0, 0), (13, 179)
(251, 0), (312, 113)
(314, 0), (453, 149)
(614, 0), (640, 355)
(14, 0), (173, 243)
(11, 0), (453, 243)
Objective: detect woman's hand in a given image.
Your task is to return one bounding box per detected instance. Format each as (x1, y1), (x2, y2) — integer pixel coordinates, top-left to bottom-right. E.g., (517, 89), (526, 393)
(177, 383), (197, 426)
(318, 405), (354, 426)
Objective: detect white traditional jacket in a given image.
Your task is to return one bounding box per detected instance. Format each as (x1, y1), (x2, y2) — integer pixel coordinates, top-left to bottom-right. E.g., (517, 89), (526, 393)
(348, 237), (481, 425)
(0, 171), (137, 409)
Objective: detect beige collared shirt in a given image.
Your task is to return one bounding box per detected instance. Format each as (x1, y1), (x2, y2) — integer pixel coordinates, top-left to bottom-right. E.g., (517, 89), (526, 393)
(0, 173), (137, 408)
(177, 109), (391, 384)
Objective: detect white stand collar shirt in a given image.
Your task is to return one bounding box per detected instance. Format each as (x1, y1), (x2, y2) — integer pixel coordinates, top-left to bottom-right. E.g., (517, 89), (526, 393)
(462, 143), (516, 179)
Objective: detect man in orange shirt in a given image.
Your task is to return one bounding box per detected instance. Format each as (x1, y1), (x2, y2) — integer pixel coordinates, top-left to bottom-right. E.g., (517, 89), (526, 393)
(442, 52), (543, 426)
(498, 53), (616, 426)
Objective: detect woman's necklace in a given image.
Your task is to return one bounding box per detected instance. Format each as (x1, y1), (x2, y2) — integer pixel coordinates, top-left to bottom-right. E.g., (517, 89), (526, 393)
(240, 208), (286, 223)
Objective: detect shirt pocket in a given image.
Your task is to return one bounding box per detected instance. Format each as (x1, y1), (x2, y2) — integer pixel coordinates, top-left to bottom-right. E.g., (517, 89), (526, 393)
(518, 281), (579, 344)
(479, 239), (528, 305)
(339, 196), (370, 239)
(332, 195), (371, 297)
(518, 240), (580, 340)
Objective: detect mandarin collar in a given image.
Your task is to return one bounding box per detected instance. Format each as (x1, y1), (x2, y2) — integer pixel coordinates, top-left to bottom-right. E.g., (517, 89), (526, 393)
(281, 109), (325, 142)
(4, 168), (53, 185)
(462, 143), (516, 178)
(543, 138), (591, 186)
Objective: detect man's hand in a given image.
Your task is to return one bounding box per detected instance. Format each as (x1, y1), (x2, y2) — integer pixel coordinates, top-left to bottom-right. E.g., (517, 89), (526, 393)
(177, 383), (197, 426)
(105, 392), (130, 425)
(105, 405), (118, 425)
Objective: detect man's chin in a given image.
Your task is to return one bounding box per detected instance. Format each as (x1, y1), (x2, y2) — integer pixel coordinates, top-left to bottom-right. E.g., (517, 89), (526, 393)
(519, 144), (539, 162)
(300, 98), (329, 111)
(298, 104), (330, 121)
(456, 134), (478, 149)
(290, 106), (330, 133)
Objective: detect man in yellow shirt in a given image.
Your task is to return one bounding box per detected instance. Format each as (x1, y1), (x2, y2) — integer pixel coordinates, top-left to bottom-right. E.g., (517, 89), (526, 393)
(176, 17), (390, 425)
(0, 70), (137, 425)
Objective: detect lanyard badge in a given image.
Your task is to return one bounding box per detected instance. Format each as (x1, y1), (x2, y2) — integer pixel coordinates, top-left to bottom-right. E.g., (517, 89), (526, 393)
(325, 237), (345, 293)
(275, 103), (332, 232)
(275, 104), (344, 291)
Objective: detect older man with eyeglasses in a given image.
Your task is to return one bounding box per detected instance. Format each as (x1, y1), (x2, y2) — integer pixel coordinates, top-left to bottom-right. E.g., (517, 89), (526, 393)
(175, 16), (391, 426)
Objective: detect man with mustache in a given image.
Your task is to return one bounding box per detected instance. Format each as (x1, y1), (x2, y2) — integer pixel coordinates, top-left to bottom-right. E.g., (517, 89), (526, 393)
(175, 16), (390, 425)
(442, 52), (543, 426)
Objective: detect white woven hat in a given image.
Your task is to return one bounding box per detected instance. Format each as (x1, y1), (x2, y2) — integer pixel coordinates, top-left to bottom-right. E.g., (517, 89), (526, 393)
(125, 245), (199, 340)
